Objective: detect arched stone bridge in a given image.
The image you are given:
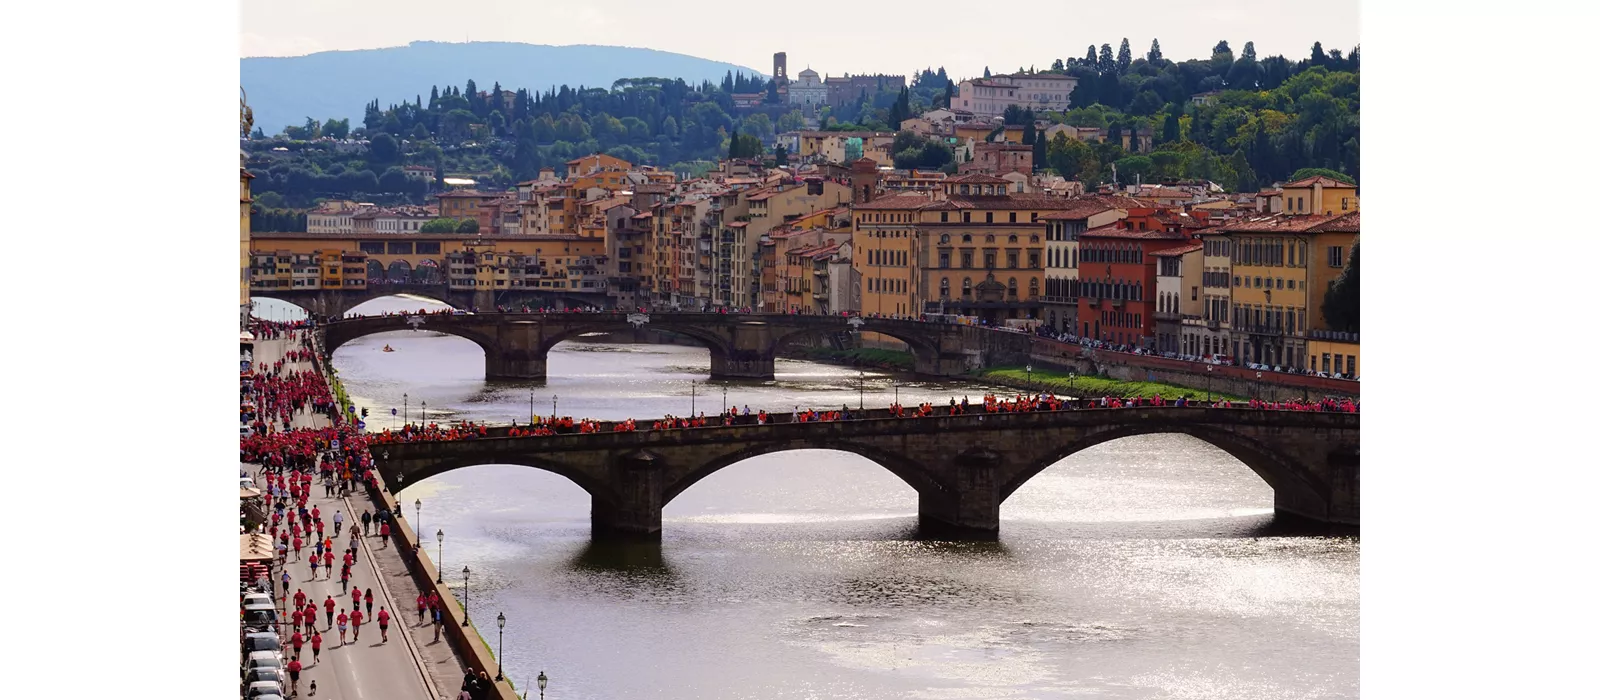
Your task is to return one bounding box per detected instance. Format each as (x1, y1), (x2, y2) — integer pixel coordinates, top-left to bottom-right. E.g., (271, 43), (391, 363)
(321, 312), (1033, 380)
(253, 284), (611, 318)
(372, 406), (1359, 540)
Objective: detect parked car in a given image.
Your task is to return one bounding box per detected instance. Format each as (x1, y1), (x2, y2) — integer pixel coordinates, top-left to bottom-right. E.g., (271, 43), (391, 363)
(241, 633), (282, 661)
(241, 603), (278, 631)
(245, 681), (287, 698)
(241, 667), (286, 692)
(241, 651), (284, 679)
(240, 592), (273, 608)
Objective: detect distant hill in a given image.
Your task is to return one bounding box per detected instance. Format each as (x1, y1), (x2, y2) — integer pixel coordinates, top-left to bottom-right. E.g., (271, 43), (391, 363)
(242, 41), (765, 135)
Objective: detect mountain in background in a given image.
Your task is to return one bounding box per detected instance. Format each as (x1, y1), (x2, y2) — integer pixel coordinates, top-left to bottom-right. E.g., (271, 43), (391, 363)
(242, 41), (765, 135)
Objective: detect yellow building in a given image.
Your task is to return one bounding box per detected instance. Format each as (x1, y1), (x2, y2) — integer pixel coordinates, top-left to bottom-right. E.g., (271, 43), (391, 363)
(250, 233), (608, 295)
(853, 195), (924, 316)
(1277, 175), (1359, 216)
(1207, 211), (1360, 369)
(1307, 335), (1360, 378)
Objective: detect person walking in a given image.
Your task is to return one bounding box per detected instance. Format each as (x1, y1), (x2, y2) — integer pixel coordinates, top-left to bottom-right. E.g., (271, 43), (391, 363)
(350, 587), (362, 617)
(339, 565), (350, 593)
(432, 605), (443, 642)
(310, 631), (322, 664)
(377, 606), (391, 643)
(323, 596), (335, 629)
(350, 607), (364, 641)
(336, 609), (349, 645)
(360, 510), (372, 536)
(379, 521), (391, 548)
(416, 594), (427, 625)
(364, 588), (374, 617)
(286, 657), (302, 696)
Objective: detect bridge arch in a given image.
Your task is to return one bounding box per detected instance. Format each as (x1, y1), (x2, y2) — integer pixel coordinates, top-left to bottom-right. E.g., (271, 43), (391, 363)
(997, 422), (1327, 510)
(378, 454), (615, 507)
(386, 260), (413, 283)
(770, 322), (943, 366)
(537, 320), (735, 359)
(324, 316), (498, 356)
(661, 439), (952, 506)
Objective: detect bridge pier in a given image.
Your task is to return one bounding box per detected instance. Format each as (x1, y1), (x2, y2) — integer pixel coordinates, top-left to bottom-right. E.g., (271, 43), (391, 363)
(1272, 447), (1360, 526)
(591, 451), (664, 539)
(709, 351), (776, 380)
(917, 447), (1001, 540)
(485, 353), (547, 381)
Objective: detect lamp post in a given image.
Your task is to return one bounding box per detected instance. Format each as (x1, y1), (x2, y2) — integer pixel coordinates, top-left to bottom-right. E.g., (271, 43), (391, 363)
(403, 393), (409, 426)
(529, 388), (534, 425)
(421, 400), (427, 424)
(893, 383), (899, 406)
(1069, 371), (1076, 396)
(858, 370), (864, 410)
(495, 612), (506, 680)
(435, 529), (444, 583)
(722, 385), (727, 415)
(461, 565), (471, 627)
(537, 671), (548, 700)
(1026, 364), (1033, 390)
(1207, 364), (1214, 402)
(551, 394), (558, 418)
(690, 381), (697, 416)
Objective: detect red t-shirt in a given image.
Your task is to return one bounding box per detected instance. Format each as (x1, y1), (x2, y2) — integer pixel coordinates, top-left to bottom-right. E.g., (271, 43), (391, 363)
(287, 660), (301, 674)
(325, 598), (335, 612)
(351, 610), (363, 625)
(378, 609), (390, 625)
(337, 613), (348, 626)
(311, 634), (322, 650)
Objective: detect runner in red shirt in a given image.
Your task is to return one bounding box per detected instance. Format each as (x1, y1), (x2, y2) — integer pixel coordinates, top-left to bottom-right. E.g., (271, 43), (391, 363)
(304, 603), (319, 633)
(350, 587), (361, 614)
(377, 606), (391, 642)
(336, 609), (349, 644)
(292, 536), (303, 561)
(416, 593), (427, 624)
(350, 608), (364, 640)
(364, 588), (374, 617)
(293, 588), (307, 610)
(323, 549), (334, 573)
(379, 521), (390, 548)
(286, 658), (302, 695)
(290, 607), (303, 633)
(324, 596), (336, 628)
(310, 631), (323, 663)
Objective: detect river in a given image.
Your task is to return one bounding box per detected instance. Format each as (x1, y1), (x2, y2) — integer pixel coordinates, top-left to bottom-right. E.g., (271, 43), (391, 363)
(258, 297), (1359, 700)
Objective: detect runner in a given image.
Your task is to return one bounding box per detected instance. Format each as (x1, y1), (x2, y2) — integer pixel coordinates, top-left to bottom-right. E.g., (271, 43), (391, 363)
(310, 630), (322, 664)
(286, 657), (302, 696)
(350, 607), (364, 641)
(416, 593), (427, 624)
(336, 609), (349, 645)
(324, 595), (335, 629)
(377, 606), (391, 643)
(364, 588), (375, 617)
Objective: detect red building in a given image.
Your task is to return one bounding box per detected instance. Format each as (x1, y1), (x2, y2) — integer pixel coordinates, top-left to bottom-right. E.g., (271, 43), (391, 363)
(1075, 221), (1193, 347)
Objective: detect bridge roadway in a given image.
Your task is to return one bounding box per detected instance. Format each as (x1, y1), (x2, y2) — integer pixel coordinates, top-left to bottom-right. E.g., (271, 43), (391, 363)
(323, 311), (1031, 381)
(373, 403), (1360, 540)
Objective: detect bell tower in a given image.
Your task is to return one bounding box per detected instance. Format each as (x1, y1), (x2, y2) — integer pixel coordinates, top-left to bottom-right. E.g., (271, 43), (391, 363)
(773, 52), (788, 86)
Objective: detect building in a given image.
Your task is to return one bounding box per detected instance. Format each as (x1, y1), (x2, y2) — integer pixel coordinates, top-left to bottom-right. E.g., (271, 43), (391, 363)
(959, 141), (1033, 176)
(566, 153), (633, 178)
(824, 74), (907, 109)
(796, 131), (895, 164)
(241, 168), (253, 330)
(1040, 201), (1127, 334)
(307, 201), (367, 234)
(854, 194), (925, 317)
(1307, 331), (1360, 378)
(952, 73), (1078, 119)
(1273, 175), (1359, 215)
(1075, 219), (1195, 347)
(435, 190), (510, 233)
(788, 68), (829, 109)
(1153, 243), (1204, 354)
(1199, 211), (1361, 368)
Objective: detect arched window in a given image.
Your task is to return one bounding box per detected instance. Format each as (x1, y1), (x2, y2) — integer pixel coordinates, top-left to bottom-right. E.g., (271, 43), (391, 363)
(1030, 235), (1039, 243)
(986, 234), (996, 243)
(962, 277), (972, 298)
(1028, 278), (1039, 298)
(1007, 278), (1018, 297)
(940, 277), (950, 299)
(962, 234), (972, 243)
(1008, 234), (1018, 244)
(940, 233), (950, 244)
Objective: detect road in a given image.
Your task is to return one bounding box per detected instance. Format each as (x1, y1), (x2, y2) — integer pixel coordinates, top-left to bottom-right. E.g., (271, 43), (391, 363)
(252, 331), (440, 699)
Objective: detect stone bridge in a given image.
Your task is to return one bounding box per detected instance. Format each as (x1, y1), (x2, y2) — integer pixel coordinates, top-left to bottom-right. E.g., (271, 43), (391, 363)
(321, 312), (1033, 381)
(373, 406), (1359, 539)
(253, 284), (611, 318)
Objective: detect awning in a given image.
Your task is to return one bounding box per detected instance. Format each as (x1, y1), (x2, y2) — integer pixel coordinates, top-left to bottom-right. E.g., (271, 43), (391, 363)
(240, 533), (274, 562)
(240, 331), (256, 343)
(240, 487), (263, 499)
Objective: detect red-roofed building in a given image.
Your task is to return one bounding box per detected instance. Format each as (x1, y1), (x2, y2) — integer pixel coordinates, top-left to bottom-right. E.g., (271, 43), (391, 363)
(1075, 221), (1195, 347)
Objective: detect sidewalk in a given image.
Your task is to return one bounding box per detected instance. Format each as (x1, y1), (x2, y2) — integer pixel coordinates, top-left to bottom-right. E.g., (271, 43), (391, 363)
(254, 332), (442, 699)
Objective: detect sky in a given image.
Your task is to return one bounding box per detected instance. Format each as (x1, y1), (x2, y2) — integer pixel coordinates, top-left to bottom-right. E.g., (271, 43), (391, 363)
(240, 0), (1359, 81)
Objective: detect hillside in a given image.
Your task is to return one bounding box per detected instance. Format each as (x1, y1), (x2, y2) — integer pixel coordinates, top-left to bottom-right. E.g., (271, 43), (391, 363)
(241, 41), (765, 134)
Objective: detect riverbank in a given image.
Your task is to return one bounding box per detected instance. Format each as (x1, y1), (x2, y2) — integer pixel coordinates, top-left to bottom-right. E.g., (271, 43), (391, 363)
(783, 346), (916, 371)
(978, 365), (1249, 402)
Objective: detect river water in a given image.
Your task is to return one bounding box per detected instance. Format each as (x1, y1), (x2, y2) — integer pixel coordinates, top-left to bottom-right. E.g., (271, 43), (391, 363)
(259, 297), (1359, 700)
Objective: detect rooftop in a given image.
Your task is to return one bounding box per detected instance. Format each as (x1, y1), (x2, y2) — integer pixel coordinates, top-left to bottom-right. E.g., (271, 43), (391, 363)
(1283, 175), (1356, 189)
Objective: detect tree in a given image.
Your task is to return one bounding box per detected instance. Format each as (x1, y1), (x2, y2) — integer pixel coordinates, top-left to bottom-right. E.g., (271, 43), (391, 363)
(322, 118), (350, 139)
(1310, 41), (1327, 66)
(942, 82), (954, 109)
(1321, 243), (1359, 333)
(983, 66), (991, 78)
(1031, 126), (1047, 170)
(456, 218), (480, 233)
(1230, 149), (1259, 193)
(421, 218), (460, 233)
(410, 123), (430, 141)
(1289, 167), (1356, 184)
(369, 133), (399, 166)
(1084, 45), (1097, 65)
(1099, 44), (1115, 72)
(1242, 41), (1258, 62)
(1051, 58), (1065, 71)
(1148, 39), (1163, 63)
(1162, 106), (1181, 143)
(1117, 39), (1133, 72)
(661, 115), (680, 140)
(774, 144), (788, 167)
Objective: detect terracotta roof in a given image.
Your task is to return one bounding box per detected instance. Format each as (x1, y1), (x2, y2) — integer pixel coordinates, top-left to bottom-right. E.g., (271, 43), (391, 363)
(1039, 201), (1115, 220)
(252, 231), (587, 242)
(855, 194), (933, 210)
(1080, 223), (1190, 240)
(436, 189), (496, 198)
(1200, 213), (1347, 234)
(1283, 175), (1355, 189)
(1308, 211), (1360, 233)
(947, 173), (1011, 185)
(1153, 243), (1204, 256)
(728, 221), (748, 228)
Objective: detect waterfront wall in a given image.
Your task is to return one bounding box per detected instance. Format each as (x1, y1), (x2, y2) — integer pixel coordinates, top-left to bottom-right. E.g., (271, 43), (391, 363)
(1026, 340), (1361, 400)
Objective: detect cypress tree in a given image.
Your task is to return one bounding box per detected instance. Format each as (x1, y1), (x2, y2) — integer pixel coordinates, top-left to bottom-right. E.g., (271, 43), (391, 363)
(1117, 39), (1132, 72)
(1147, 39), (1163, 63)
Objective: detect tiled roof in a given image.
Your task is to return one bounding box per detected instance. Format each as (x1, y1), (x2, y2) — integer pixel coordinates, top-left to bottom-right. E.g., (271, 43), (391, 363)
(947, 173), (1011, 185)
(1038, 201), (1115, 220)
(1152, 243), (1204, 256)
(1080, 223), (1190, 240)
(1308, 211), (1360, 233)
(855, 194), (933, 210)
(1283, 175), (1356, 189)
(1200, 213), (1347, 234)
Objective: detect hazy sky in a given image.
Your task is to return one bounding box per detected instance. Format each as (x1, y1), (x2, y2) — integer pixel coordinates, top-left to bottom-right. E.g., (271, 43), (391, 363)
(241, 0), (1359, 80)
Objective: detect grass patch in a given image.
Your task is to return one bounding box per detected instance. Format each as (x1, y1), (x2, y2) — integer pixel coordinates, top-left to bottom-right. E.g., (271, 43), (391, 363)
(978, 365), (1248, 402)
(788, 346), (915, 371)
(448, 590), (517, 690)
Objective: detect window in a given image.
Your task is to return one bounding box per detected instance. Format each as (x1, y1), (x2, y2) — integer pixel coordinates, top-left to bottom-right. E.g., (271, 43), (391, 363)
(1276, 278), (1284, 289)
(1192, 286), (1199, 301)
(940, 278), (950, 299)
(962, 278), (972, 297)
(1342, 197), (1350, 211)
(940, 233), (950, 244)
(986, 234), (995, 243)
(1298, 196), (1306, 212)
(1007, 278), (1018, 297)
(1030, 235), (1039, 243)
(941, 212), (949, 222)
(1008, 212), (1016, 223)
(1287, 279), (1296, 290)
(963, 212), (971, 223)
(1255, 277), (1262, 288)
(1328, 246), (1345, 267)
(1234, 275), (1241, 287)
(984, 253), (996, 269)
(1029, 278), (1039, 297)
(939, 250), (950, 268)
(1028, 252), (1039, 268)
(1007, 252), (1019, 268)
(962, 234), (972, 243)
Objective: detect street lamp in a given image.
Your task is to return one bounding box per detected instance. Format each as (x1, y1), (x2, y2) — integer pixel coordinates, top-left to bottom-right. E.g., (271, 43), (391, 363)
(893, 383), (899, 406)
(529, 388), (534, 425)
(1207, 364), (1214, 402)
(537, 671), (548, 700)
(1026, 364), (1033, 389)
(690, 380), (697, 416)
(722, 385), (727, 415)
(462, 565), (471, 627)
(403, 393), (409, 426)
(495, 612), (506, 681)
(435, 529), (445, 583)
(414, 499), (421, 546)
(421, 400), (427, 424)
(858, 370), (864, 411)
(551, 394), (558, 418)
